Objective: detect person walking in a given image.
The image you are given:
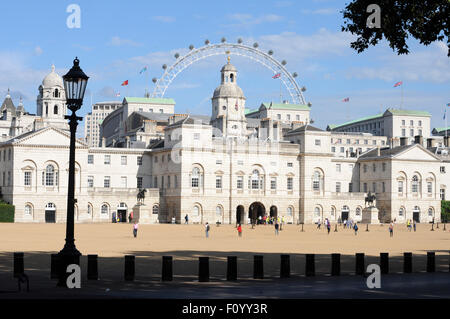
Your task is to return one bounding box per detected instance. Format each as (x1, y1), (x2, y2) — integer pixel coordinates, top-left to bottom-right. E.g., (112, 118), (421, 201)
(389, 222), (394, 237)
(185, 214), (189, 224)
(413, 220), (417, 232)
(407, 219), (411, 232)
(353, 222), (358, 235)
(326, 218), (331, 234)
(205, 222), (210, 238)
(275, 222), (279, 235)
(133, 221), (139, 238)
(317, 219), (321, 230)
(237, 224), (242, 237)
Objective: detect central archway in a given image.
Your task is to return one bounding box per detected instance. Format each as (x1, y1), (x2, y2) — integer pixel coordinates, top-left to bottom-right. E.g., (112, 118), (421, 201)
(236, 205), (245, 225)
(249, 202), (266, 224)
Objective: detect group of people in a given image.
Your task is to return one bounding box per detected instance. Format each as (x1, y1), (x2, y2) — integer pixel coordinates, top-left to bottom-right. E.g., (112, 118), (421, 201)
(406, 219), (417, 232)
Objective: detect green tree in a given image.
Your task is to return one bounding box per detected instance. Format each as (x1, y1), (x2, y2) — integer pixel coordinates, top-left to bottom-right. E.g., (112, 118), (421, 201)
(341, 0), (449, 56)
(442, 200), (450, 222)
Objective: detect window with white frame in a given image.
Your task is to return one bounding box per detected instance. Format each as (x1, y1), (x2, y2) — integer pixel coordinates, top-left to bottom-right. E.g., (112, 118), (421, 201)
(237, 176), (243, 189)
(101, 204), (109, 215)
(104, 176), (110, 188)
(24, 171), (31, 186)
(398, 181), (404, 193)
(121, 176), (127, 188)
(25, 204), (32, 216)
(216, 175), (222, 189)
(313, 171), (321, 191)
(287, 177), (293, 190)
(399, 207), (404, 216)
(427, 182), (432, 194)
(137, 156), (142, 165)
(336, 182), (341, 193)
(191, 167), (201, 188)
(356, 207), (361, 216)
(137, 177), (143, 189)
(152, 205), (159, 215)
(336, 164), (341, 172)
(287, 206), (293, 216)
(45, 165), (55, 186)
(88, 176), (94, 188)
(121, 156), (127, 165)
(271, 177), (277, 190)
(104, 155), (111, 165)
(412, 175), (419, 193)
(88, 154), (94, 164)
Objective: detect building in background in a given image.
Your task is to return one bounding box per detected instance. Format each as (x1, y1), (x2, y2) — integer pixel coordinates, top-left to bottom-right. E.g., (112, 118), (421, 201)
(84, 101), (122, 147)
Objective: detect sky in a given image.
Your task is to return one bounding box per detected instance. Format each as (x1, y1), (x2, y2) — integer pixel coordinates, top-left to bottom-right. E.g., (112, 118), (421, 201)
(0, 0), (448, 137)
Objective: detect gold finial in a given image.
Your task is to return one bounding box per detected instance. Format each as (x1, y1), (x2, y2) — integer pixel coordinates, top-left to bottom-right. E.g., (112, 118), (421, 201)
(226, 51), (231, 63)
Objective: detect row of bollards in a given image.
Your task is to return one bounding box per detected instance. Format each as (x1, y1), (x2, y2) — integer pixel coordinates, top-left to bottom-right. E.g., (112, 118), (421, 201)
(16, 251), (447, 282)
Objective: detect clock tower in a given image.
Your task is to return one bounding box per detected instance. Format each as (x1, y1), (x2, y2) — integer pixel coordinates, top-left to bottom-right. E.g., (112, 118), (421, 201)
(211, 57), (247, 137)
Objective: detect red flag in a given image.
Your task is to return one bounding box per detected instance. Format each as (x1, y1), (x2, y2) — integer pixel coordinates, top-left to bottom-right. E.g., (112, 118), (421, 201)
(121, 80), (129, 86)
(272, 73), (281, 79)
(393, 81), (402, 87)
(342, 97), (349, 102)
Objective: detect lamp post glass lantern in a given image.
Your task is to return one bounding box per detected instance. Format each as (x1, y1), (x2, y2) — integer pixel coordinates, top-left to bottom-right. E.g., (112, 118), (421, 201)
(57, 57), (89, 287)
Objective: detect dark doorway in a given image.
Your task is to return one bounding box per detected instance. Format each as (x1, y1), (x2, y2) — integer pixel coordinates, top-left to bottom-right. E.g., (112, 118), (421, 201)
(236, 205), (244, 224)
(270, 206), (278, 219)
(341, 211), (349, 221)
(118, 209), (127, 223)
(413, 212), (420, 223)
(249, 202), (265, 224)
(45, 210), (56, 223)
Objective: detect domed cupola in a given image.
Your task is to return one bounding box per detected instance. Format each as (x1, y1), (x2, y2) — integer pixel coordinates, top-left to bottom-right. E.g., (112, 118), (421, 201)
(42, 65), (64, 88)
(212, 57), (245, 99)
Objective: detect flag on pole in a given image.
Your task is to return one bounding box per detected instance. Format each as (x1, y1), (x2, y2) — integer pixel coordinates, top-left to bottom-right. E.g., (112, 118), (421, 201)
(272, 73), (281, 79)
(342, 97), (349, 102)
(139, 66), (148, 74)
(393, 81), (403, 87)
(121, 80), (129, 86)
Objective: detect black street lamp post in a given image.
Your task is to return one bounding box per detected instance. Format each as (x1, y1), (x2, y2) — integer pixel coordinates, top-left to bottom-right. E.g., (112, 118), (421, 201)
(57, 57), (89, 287)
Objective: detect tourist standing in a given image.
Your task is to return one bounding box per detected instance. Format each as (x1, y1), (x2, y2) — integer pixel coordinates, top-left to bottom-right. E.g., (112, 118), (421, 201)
(389, 222), (394, 237)
(237, 224), (242, 237)
(353, 222), (358, 235)
(133, 221), (139, 238)
(185, 214), (189, 224)
(317, 219), (321, 229)
(275, 222), (279, 235)
(413, 220), (417, 232)
(205, 222), (210, 238)
(326, 218), (331, 234)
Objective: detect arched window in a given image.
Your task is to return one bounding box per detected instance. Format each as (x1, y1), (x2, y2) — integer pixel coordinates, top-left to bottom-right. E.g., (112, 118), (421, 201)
(251, 169), (262, 189)
(45, 165), (55, 186)
(230, 73), (234, 83)
(412, 175), (419, 193)
(216, 206), (222, 216)
(331, 206), (336, 216)
(313, 171), (321, 191)
(193, 205), (200, 216)
(25, 204), (32, 216)
(428, 207), (434, 216)
(54, 88), (59, 98)
(87, 204), (92, 215)
(101, 204), (109, 215)
(287, 206), (293, 216)
(314, 207), (321, 217)
(399, 207), (405, 216)
(152, 205), (159, 215)
(54, 105), (58, 114)
(191, 167), (200, 188)
(355, 207), (361, 216)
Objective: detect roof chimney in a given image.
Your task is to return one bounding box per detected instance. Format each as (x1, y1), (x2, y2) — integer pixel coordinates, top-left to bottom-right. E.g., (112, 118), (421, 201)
(400, 137), (408, 146)
(414, 135), (423, 146)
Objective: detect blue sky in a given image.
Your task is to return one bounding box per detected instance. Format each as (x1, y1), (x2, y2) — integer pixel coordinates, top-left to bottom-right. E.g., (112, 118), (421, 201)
(0, 0), (448, 136)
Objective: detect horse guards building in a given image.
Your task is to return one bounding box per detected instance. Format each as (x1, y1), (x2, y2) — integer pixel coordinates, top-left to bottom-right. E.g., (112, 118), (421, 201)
(1, 60), (449, 225)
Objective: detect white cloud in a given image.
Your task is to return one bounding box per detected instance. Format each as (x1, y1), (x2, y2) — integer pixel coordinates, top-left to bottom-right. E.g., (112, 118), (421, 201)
(34, 46), (43, 56)
(345, 42), (450, 84)
(109, 36), (142, 47)
(226, 13), (283, 28)
(301, 8), (338, 15)
(152, 16), (176, 23)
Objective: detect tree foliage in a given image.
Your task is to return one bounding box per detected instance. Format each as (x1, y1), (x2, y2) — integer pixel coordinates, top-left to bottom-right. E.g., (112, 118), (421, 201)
(341, 0), (449, 56)
(442, 200), (450, 222)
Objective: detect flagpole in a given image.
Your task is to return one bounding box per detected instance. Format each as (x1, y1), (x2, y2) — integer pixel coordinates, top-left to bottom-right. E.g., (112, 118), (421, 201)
(401, 84), (403, 109)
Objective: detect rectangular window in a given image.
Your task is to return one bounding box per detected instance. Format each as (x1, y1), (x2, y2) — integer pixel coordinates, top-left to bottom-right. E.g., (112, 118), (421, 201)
(194, 133), (200, 140)
(137, 156), (143, 165)
(418, 120), (422, 126)
(216, 160), (222, 165)
(427, 182), (432, 194)
(88, 176), (94, 188)
(410, 120), (413, 126)
(88, 155), (94, 164)
(216, 176), (222, 189)
(271, 177), (277, 190)
(440, 166), (446, 173)
(121, 156), (127, 165)
(167, 176), (171, 188)
(382, 182), (385, 193)
(154, 176), (158, 188)
(398, 181), (403, 193)
(373, 163), (376, 172)
(237, 160), (244, 165)
(336, 182), (341, 193)
(287, 177), (293, 190)
(402, 129), (406, 137)
(336, 164), (341, 172)
(340, 147), (344, 153)
(159, 109), (164, 113)
(346, 139), (351, 144)
(104, 176), (110, 188)
(174, 175), (178, 188)
(363, 183), (367, 193)
(402, 120), (405, 125)
(382, 163), (386, 172)
(296, 115), (300, 120)
(104, 155), (111, 165)
(410, 129), (414, 137)
(237, 176), (243, 189)
(331, 147), (336, 152)
(315, 139), (321, 146)
(349, 183), (353, 192)
(363, 164), (367, 173)
(287, 162), (293, 167)
(24, 171), (31, 186)
(372, 182), (376, 192)
(440, 189), (445, 200)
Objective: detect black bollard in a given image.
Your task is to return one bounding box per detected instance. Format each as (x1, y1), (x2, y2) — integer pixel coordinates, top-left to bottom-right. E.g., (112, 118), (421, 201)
(13, 252), (24, 278)
(198, 257), (209, 282)
(227, 256), (237, 281)
(403, 252), (412, 273)
(50, 254), (59, 279)
(305, 254), (315, 277)
(87, 254), (98, 280)
(334, 224), (338, 232)
(380, 253), (389, 274)
(426, 252), (435, 273)
(280, 255), (290, 278)
(355, 253), (365, 276)
(431, 223), (434, 231)
(124, 255), (135, 281)
(253, 255), (264, 279)
(331, 253), (340, 276)
(366, 224), (369, 232)
(301, 223), (304, 232)
(162, 256), (173, 281)
(444, 223), (446, 231)
(436, 222), (439, 229)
